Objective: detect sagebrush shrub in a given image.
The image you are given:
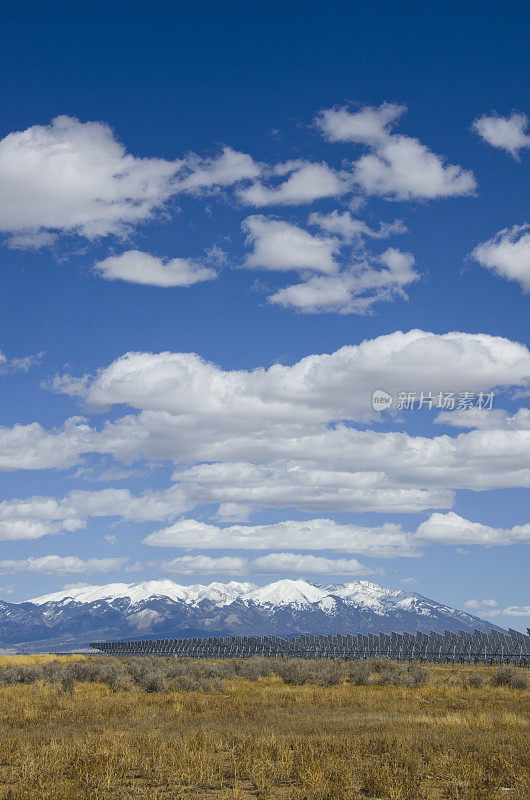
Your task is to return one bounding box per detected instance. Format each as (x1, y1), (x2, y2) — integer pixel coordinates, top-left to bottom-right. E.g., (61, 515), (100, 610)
(405, 664), (428, 688)
(490, 665), (527, 690)
(235, 657), (272, 681)
(0, 654), (477, 693)
(376, 661), (427, 688)
(271, 659), (311, 685)
(345, 660), (371, 685)
(304, 660), (344, 686)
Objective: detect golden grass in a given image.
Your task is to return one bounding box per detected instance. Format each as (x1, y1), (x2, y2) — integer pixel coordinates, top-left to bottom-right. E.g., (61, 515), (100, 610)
(0, 658), (528, 800)
(0, 654), (86, 667)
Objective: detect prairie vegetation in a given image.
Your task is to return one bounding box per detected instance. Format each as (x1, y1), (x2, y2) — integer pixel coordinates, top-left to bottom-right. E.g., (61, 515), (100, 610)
(0, 655), (528, 799)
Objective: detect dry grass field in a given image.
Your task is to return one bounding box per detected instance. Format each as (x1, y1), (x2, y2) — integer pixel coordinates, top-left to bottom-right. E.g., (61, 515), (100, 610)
(0, 655), (528, 800)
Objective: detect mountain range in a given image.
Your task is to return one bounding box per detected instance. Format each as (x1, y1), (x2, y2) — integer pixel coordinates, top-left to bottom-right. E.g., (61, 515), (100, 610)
(0, 579), (504, 653)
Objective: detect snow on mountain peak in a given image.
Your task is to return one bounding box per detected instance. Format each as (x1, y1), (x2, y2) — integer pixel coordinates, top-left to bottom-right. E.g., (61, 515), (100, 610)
(241, 579), (329, 608)
(190, 581), (257, 607)
(29, 579), (258, 608)
(27, 577), (432, 616)
(7, 575), (504, 650)
(29, 580), (194, 606)
(330, 580), (405, 612)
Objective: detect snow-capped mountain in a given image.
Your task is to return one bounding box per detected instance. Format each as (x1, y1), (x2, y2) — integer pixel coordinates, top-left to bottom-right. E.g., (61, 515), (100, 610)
(30, 580), (257, 608)
(0, 578), (505, 652)
(240, 579), (327, 608)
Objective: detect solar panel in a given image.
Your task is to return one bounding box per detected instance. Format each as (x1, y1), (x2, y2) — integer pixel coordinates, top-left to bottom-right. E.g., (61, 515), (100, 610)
(88, 627), (528, 665)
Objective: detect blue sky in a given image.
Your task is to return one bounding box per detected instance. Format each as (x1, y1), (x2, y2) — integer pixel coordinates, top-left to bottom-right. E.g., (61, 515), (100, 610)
(0, 0), (529, 630)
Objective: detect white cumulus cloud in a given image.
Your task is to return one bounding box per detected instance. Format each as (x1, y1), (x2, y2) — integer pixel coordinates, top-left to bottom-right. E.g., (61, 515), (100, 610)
(317, 103), (406, 145)
(176, 146), (261, 192)
(463, 598), (500, 616)
(0, 484), (188, 540)
(0, 117), (260, 246)
(144, 517), (419, 557)
(472, 111), (530, 159)
(0, 418), (91, 471)
(160, 554), (247, 575)
(249, 552), (383, 576)
(471, 224), (530, 292)
(0, 350), (43, 374)
(416, 512), (530, 546)
(0, 518), (85, 541)
(0, 116), (182, 242)
(239, 162), (351, 206)
(317, 103), (476, 200)
(4, 331), (530, 515)
(435, 407), (530, 431)
(243, 215), (340, 273)
(242, 213), (415, 313)
(94, 250), (217, 287)
(53, 330), (530, 424)
(269, 247), (418, 314)
(0, 555), (127, 575)
(308, 210), (407, 242)
(502, 605), (530, 617)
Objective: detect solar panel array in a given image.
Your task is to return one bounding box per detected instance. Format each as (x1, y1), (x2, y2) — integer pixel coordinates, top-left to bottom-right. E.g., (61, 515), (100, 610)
(91, 627), (530, 664)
